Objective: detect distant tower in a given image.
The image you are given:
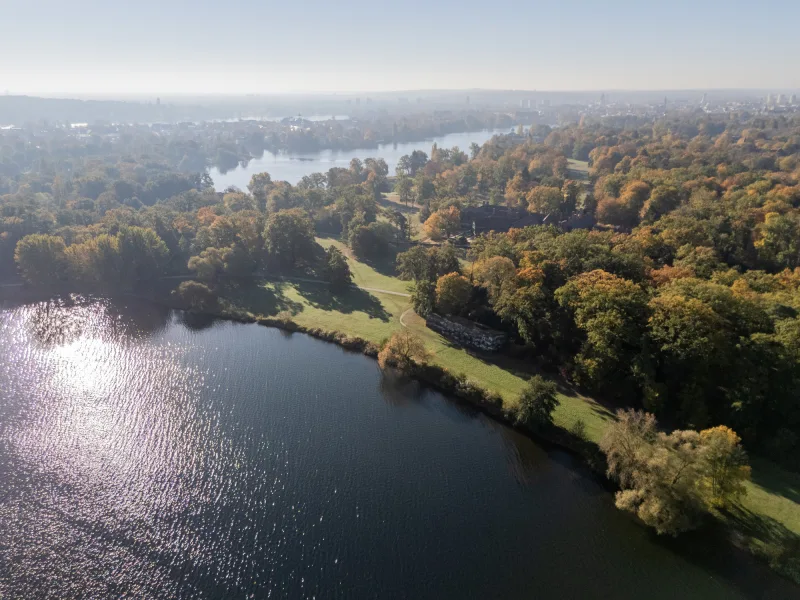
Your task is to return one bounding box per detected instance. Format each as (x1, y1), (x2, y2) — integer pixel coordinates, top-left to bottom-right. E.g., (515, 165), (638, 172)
(355, 97), (361, 105)
(777, 94), (784, 105)
(767, 93), (773, 106)
(664, 96), (668, 111)
(519, 99), (524, 108)
(701, 92), (707, 105)
(466, 95), (470, 105)
(156, 97), (161, 106)
(792, 94), (798, 105)
(527, 99), (531, 109)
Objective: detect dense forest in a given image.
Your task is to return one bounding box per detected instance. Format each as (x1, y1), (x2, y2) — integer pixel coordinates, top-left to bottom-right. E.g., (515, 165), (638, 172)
(3, 113), (800, 477)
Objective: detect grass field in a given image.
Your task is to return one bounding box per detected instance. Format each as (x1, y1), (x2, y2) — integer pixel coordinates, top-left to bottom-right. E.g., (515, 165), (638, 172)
(217, 238), (798, 570)
(567, 159), (590, 180)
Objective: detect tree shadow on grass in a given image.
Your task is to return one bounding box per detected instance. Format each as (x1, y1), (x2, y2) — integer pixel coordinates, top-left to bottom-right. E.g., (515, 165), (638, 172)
(360, 249), (401, 278)
(221, 280), (304, 317)
(294, 282), (390, 321)
(378, 195), (418, 215)
(749, 459), (800, 505)
(720, 503), (800, 583)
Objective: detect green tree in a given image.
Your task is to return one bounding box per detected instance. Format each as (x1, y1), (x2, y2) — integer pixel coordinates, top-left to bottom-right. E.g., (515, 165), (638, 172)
(395, 175), (414, 206)
(324, 245), (352, 291)
(264, 208), (315, 267)
(411, 280), (436, 316)
(515, 375), (559, 429)
(555, 270), (648, 397)
(117, 226), (169, 283)
(435, 272), (472, 315)
(14, 234), (67, 284)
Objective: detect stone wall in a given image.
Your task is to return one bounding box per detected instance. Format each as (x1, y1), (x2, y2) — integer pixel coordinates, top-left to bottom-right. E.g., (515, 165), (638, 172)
(426, 313), (507, 352)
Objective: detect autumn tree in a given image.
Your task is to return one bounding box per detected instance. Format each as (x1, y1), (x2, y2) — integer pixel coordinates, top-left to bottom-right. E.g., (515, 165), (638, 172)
(422, 206), (461, 241)
(473, 256), (517, 301)
(698, 426), (750, 507)
(377, 330), (430, 372)
(526, 186), (565, 216)
(601, 410), (751, 535)
(435, 272), (472, 315)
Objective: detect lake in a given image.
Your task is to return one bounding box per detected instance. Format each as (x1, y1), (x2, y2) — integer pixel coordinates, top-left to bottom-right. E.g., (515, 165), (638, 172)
(208, 129), (510, 189)
(0, 297), (793, 599)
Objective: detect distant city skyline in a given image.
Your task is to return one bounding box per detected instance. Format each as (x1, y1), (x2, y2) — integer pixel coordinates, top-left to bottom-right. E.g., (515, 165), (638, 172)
(2, 0), (799, 95)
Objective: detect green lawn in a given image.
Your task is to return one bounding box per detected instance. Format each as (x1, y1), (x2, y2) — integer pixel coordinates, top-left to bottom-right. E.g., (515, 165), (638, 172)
(567, 159), (590, 180)
(216, 242), (798, 569)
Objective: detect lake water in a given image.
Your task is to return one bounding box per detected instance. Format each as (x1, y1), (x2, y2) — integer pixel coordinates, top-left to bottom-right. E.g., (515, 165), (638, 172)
(0, 297), (793, 599)
(209, 129), (510, 189)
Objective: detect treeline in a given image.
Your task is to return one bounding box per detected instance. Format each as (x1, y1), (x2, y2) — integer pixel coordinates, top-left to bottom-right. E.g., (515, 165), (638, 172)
(393, 116), (800, 468)
(5, 113), (800, 467)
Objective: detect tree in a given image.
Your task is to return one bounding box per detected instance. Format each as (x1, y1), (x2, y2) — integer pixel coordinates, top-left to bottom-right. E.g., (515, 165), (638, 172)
(264, 208), (315, 267)
(515, 376), (559, 429)
(601, 410), (703, 535)
(396, 244), (460, 282)
(172, 280), (219, 311)
(526, 186), (565, 216)
(349, 222), (393, 260)
(469, 142), (481, 160)
(377, 330), (430, 372)
(555, 270), (648, 397)
(64, 234), (121, 284)
(698, 426), (750, 507)
(395, 175), (414, 206)
(117, 226), (169, 283)
(14, 234), (67, 284)
(422, 206), (461, 241)
(600, 410), (751, 535)
(411, 280), (436, 316)
(324, 245), (352, 291)
(435, 272), (472, 315)
(755, 212), (800, 269)
(473, 256), (517, 300)
(188, 246), (229, 281)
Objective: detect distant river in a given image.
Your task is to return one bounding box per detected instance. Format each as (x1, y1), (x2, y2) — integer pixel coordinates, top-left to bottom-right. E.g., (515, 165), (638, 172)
(0, 297), (793, 599)
(209, 129), (510, 188)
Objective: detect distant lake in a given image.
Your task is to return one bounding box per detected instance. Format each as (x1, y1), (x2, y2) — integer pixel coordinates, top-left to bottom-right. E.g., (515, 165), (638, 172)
(0, 297), (793, 599)
(209, 129), (510, 189)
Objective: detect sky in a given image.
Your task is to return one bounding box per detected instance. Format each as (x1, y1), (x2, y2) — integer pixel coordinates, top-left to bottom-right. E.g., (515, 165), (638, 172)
(1, 0), (799, 95)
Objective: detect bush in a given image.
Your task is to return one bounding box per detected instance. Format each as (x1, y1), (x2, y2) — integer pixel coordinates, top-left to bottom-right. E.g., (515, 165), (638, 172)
(570, 418), (588, 441)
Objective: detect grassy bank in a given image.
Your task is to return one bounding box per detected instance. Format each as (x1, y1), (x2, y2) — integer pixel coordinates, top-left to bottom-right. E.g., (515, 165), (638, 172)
(210, 240), (800, 582)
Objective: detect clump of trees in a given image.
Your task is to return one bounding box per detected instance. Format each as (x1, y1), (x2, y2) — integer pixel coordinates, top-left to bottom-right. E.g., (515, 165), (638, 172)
(600, 409), (751, 535)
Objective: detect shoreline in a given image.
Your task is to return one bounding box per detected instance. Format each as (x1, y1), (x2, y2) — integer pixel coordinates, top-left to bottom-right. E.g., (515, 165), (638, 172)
(2, 284), (798, 587)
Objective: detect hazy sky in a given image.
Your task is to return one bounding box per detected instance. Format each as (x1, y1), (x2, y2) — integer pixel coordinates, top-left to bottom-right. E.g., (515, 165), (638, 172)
(2, 0), (798, 95)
